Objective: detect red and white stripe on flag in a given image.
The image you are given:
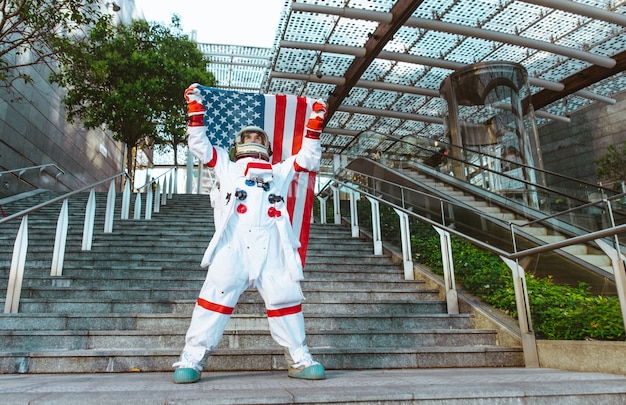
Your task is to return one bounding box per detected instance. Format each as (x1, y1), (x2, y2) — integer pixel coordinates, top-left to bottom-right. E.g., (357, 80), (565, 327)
(261, 94), (317, 266)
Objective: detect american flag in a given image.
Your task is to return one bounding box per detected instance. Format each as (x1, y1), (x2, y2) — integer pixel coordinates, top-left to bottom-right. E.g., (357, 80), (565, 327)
(194, 85), (318, 265)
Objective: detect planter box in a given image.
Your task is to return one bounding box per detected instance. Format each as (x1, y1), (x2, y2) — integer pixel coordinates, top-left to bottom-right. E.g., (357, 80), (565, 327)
(537, 340), (626, 375)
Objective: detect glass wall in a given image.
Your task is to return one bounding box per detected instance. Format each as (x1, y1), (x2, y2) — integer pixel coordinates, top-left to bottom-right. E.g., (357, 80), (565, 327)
(439, 61), (544, 208)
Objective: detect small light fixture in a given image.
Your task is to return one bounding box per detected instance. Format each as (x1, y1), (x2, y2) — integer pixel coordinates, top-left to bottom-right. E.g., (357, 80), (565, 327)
(107, 2), (121, 12)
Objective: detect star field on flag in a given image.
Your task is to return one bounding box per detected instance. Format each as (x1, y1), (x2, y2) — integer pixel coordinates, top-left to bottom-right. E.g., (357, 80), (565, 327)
(195, 86), (265, 149)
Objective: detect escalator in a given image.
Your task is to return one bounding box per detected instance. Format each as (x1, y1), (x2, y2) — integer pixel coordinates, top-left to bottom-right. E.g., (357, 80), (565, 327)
(334, 156), (622, 295)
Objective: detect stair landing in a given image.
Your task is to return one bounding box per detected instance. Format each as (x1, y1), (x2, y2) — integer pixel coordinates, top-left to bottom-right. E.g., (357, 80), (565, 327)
(1, 368), (625, 405)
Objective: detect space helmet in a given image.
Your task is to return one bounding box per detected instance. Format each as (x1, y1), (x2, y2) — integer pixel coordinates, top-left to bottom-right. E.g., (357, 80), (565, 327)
(233, 126), (272, 161)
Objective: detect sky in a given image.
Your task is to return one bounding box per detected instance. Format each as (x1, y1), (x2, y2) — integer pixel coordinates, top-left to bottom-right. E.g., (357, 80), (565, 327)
(133, 0), (286, 48)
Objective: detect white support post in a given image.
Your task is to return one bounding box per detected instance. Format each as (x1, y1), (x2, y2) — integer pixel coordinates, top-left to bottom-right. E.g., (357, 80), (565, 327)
(162, 176), (169, 205)
(433, 227), (459, 314)
(333, 153), (341, 173)
(349, 189), (359, 237)
(393, 208), (414, 280)
(197, 164), (204, 194)
(595, 239), (626, 332)
(154, 182), (162, 213)
(5, 216), (28, 313)
(366, 196), (383, 255)
(121, 179), (130, 220)
(51, 200), (69, 277)
(82, 189), (96, 250)
(104, 180), (116, 233)
(331, 185), (341, 225)
(169, 170), (175, 198)
(317, 196), (328, 224)
(133, 193), (142, 220)
(145, 186), (153, 220)
(501, 257), (540, 367)
(186, 154), (194, 194)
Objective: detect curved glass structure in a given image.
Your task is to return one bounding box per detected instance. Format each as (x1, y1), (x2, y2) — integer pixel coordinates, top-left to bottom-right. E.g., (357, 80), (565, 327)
(440, 62), (545, 206)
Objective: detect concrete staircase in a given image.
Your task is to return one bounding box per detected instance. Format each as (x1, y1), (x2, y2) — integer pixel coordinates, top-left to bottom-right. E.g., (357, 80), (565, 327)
(393, 165), (616, 290)
(0, 191), (523, 374)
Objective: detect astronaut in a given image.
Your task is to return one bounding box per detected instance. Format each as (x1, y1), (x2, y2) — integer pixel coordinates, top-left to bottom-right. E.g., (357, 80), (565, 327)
(173, 84), (327, 384)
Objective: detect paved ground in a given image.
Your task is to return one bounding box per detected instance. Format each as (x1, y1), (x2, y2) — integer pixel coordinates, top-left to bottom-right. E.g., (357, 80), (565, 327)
(1, 368), (626, 404)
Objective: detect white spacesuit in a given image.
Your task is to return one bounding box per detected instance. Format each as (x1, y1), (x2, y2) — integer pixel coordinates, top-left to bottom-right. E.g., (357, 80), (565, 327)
(173, 84), (327, 384)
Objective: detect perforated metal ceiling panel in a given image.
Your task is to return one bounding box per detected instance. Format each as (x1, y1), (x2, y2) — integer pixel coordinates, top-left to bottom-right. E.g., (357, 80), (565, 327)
(198, 0), (626, 171)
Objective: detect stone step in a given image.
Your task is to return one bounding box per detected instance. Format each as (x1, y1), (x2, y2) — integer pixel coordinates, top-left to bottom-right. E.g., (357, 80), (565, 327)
(576, 253), (612, 267)
(1, 276), (426, 292)
(0, 233), (365, 249)
(0, 313), (475, 332)
(3, 368), (623, 404)
(0, 190), (525, 376)
(0, 328), (499, 351)
(0, 264), (405, 281)
(0, 244), (209, 256)
(13, 286), (440, 302)
(10, 299), (448, 315)
(0, 346), (524, 373)
(0, 251), (397, 266)
(2, 267), (404, 282)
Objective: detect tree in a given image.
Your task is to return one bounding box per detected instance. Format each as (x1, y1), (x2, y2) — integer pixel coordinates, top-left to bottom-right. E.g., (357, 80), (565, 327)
(51, 15), (215, 181)
(0, 0), (102, 89)
(149, 20), (216, 169)
(594, 140), (626, 188)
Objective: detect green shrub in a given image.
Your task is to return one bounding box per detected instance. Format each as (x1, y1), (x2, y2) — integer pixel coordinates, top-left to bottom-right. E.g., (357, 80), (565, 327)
(315, 196), (625, 340)
(361, 200), (625, 341)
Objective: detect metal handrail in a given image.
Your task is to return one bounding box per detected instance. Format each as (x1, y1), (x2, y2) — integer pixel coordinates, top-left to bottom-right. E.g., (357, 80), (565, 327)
(2, 171), (129, 314)
(0, 171), (126, 225)
(0, 163), (65, 179)
(336, 131), (626, 254)
(521, 191), (626, 228)
(343, 130), (620, 204)
(136, 167), (176, 192)
(320, 171), (626, 367)
(320, 175), (626, 261)
(132, 167), (178, 218)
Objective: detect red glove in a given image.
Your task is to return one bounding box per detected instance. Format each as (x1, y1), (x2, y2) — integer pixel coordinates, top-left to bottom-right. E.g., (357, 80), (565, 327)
(305, 100), (327, 135)
(184, 84), (205, 126)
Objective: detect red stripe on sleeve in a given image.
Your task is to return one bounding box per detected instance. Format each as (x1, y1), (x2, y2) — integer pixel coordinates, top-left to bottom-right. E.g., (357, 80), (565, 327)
(197, 298), (234, 315)
(205, 147), (218, 168)
(266, 304), (302, 317)
(189, 115), (204, 126)
(293, 161), (311, 173)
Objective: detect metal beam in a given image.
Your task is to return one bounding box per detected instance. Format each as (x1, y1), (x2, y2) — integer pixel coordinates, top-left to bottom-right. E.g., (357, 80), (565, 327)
(338, 105), (444, 125)
(404, 17), (616, 68)
(211, 61), (268, 68)
(323, 0), (427, 121)
(269, 71), (346, 86)
(204, 52), (272, 60)
(528, 50), (626, 111)
(270, 71), (440, 97)
(289, 3), (617, 68)
(280, 40), (366, 57)
(271, 72), (569, 124)
(278, 40), (565, 92)
(289, 2), (393, 23)
(520, 0), (626, 27)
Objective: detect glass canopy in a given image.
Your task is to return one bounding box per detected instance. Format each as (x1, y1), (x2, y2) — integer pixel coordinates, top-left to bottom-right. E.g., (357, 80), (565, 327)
(197, 0), (626, 172)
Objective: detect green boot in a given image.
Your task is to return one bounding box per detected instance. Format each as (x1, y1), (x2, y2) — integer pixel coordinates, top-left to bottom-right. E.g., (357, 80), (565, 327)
(173, 367), (201, 384)
(288, 363), (326, 380)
